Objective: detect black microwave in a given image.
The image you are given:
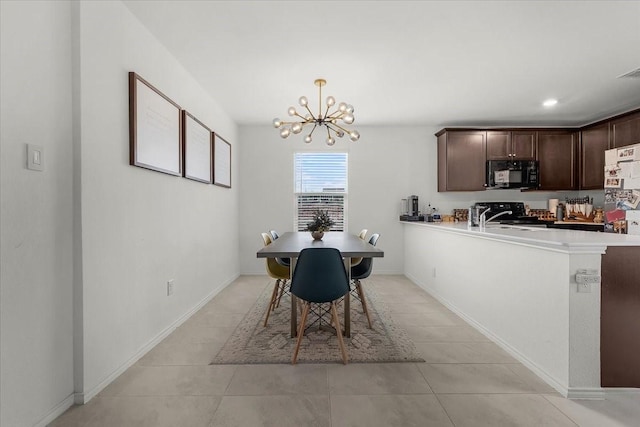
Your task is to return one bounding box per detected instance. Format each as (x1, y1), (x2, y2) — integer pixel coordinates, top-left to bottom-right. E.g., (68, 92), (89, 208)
(486, 160), (539, 189)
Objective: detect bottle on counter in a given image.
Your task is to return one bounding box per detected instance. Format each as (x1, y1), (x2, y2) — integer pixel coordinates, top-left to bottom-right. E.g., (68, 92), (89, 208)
(556, 203), (564, 222)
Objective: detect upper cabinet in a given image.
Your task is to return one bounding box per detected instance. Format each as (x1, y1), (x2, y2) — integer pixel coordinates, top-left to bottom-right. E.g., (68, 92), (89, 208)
(486, 131), (536, 160)
(580, 123), (610, 190)
(537, 130), (577, 191)
(435, 108), (639, 192)
(437, 130), (486, 192)
(611, 111), (640, 148)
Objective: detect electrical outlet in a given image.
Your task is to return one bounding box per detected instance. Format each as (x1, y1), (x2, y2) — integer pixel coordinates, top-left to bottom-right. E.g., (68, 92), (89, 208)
(167, 280), (174, 296)
(577, 282), (591, 293)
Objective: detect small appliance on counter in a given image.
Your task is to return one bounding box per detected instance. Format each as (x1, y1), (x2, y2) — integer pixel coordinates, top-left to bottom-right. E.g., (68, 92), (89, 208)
(399, 195), (424, 221)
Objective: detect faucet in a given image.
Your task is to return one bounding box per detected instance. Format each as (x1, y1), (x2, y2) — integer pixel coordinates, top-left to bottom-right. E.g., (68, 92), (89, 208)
(479, 209), (513, 228)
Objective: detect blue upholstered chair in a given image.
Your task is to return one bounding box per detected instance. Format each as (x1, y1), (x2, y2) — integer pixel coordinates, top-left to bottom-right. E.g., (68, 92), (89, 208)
(290, 248), (350, 364)
(350, 233), (380, 329)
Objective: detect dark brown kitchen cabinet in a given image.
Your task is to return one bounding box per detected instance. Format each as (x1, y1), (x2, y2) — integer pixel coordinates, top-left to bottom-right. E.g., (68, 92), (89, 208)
(611, 110), (640, 148)
(537, 130), (577, 191)
(579, 123), (610, 190)
(486, 130), (536, 160)
(437, 130), (486, 192)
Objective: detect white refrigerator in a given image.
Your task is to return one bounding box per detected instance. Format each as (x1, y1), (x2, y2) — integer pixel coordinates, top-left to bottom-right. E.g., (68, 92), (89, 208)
(604, 142), (640, 234)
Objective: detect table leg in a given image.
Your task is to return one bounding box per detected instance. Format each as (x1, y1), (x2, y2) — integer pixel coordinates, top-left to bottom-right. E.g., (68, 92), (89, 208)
(344, 258), (351, 338)
(290, 257), (297, 338)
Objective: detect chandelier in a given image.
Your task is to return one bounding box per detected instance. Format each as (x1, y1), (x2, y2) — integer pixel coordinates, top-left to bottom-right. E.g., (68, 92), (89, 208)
(272, 79), (360, 145)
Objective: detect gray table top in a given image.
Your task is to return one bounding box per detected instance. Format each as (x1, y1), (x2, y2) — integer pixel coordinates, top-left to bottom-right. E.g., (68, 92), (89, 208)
(256, 231), (384, 258)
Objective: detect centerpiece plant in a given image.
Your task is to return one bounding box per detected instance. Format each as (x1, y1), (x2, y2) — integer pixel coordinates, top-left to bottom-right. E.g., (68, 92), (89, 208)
(306, 209), (335, 240)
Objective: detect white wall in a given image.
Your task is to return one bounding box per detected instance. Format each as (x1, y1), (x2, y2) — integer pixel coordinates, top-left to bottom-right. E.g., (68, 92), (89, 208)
(76, 0), (239, 401)
(2, 1), (240, 425)
(403, 224), (602, 396)
(1, 1), (75, 426)
(238, 125), (432, 275)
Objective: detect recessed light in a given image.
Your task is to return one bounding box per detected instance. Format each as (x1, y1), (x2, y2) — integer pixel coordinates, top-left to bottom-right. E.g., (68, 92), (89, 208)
(543, 99), (558, 107)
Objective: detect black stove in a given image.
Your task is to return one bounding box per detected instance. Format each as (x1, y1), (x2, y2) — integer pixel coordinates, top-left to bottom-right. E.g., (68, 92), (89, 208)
(473, 202), (547, 225)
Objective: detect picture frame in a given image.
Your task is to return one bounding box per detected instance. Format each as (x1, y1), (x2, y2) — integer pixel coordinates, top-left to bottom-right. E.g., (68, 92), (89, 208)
(213, 134), (232, 188)
(129, 72), (182, 176)
(182, 110), (213, 184)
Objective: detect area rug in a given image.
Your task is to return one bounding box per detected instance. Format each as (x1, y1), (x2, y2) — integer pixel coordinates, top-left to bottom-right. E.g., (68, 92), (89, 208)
(210, 283), (424, 364)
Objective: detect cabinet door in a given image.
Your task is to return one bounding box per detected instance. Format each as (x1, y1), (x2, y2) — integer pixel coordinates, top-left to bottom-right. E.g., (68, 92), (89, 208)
(511, 131), (536, 160)
(486, 131), (511, 160)
(537, 131), (577, 190)
(580, 123), (609, 190)
(439, 131), (486, 191)
(611, 111), (640, 148)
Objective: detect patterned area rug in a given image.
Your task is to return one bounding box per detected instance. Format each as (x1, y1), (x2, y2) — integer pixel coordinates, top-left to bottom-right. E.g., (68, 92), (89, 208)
(211, 283), (424, 364)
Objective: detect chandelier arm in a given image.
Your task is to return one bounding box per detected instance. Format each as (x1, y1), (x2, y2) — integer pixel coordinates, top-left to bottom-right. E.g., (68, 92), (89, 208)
(326, 110), (345, 120)
(308, 124), (318, 136)
(304, 105), (317, 120)
(328, 122), (353, 134)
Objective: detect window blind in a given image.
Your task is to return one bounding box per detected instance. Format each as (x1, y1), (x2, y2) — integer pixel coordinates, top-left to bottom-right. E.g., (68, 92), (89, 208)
(294, 152), (347, 232)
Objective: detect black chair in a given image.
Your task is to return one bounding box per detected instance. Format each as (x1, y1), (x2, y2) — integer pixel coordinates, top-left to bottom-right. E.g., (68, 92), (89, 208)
(269, 230), (291, 268)
(350, 233), (380, 329)
(290, 248), (350, 364)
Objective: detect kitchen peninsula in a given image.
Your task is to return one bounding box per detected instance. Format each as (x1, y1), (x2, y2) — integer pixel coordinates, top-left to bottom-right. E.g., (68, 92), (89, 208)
(402, 221), (640, 398)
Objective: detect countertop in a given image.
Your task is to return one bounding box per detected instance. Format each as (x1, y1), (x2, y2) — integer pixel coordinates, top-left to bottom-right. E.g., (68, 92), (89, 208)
(400, 221), (640, 253)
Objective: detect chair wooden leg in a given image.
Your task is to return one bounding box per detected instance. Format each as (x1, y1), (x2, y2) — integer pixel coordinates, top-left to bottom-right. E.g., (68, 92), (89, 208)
(292, 302), (310, 364)
(275, 280), (287, 308)
(263, 279), (280, 327)
(355, 281), (373, 329)
(331, 302), (348, 365)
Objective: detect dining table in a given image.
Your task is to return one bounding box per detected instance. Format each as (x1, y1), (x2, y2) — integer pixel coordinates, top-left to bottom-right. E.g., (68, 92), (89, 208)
(256, 231), (384, 338)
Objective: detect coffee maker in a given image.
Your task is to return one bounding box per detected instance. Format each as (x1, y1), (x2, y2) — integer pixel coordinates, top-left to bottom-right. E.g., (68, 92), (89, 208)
(399, 195), (424, 221)
(408, 195), (419, 216)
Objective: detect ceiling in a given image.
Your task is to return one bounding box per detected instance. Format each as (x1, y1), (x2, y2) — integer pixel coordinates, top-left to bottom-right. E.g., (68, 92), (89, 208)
(122, 0), (640, 128)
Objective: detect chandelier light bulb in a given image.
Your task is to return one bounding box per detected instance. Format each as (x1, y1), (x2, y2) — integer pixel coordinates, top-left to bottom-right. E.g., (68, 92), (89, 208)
(298, 96), (308, 107)
(304, 135), (312, 143)
(326, 136), (336, 146)
(272, 118), (282, 128)
(338, 102), (347, 112)
(326, 96), (335, 107)
(291, 122), (303, 134)
(280, 127), (291, 138)
(342, 113), (354, 124)
(349, 130), (360, 141)
(288, 106), (297, 116)
(336, 130), (345, 138)
(346, 104), (354, 113)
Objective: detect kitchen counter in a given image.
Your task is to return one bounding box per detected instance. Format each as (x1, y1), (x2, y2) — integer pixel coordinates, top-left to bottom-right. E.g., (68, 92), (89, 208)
(401, 220), (640, 398)
(400, 221), (640, 253)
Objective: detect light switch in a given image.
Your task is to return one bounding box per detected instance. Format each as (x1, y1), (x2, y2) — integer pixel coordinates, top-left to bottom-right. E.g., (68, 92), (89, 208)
(27, 144), (44, 171)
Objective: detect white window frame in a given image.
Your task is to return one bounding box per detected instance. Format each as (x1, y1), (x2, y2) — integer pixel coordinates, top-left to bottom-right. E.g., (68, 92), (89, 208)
(293, 152), (348, 232)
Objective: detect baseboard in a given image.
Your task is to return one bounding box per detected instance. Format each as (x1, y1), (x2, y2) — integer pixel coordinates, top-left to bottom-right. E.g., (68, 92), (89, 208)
(405, 272), (573, 398)
(565, 388), (605, 400)
(602, 387), (640, 395)
(75, 273), (239, 405)
(33, 392), (75, 427)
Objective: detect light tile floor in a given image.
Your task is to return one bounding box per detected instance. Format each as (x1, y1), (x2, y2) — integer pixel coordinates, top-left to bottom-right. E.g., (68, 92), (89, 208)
(51, 275), (640, 426)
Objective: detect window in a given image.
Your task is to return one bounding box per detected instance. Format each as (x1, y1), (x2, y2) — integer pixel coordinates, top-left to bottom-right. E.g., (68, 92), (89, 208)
(294, 152), (348, 232)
